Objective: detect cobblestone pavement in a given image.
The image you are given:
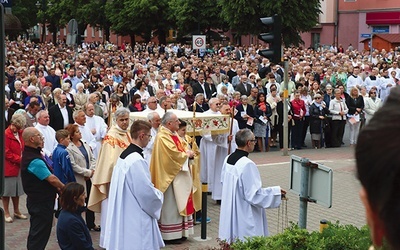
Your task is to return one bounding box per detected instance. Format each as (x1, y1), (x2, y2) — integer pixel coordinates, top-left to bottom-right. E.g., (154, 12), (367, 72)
(2, 145), (364, 249)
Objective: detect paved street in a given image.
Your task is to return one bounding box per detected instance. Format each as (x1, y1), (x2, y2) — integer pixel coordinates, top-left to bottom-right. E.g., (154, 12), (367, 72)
(2, 141), (365, 249)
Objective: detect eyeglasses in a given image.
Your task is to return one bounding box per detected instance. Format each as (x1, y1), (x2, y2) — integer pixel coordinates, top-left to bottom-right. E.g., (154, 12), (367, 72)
(144, 134), (152, 139)
(216, 103), (222, 106)
(370, 92), (376, 94)
(315, 97), (321, 99)
(249, 139), (257, 143)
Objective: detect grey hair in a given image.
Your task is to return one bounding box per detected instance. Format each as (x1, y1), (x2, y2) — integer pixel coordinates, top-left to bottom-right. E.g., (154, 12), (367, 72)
(113, 107), (130, 122)
(11, 113), (27, 128)
(241, 95), (248, 101)
(14, 80), (22, 87)
(62, 82), (71, 91)
(42, 86), (52, 94)
(235, 128), (254, 147)
(110, 93), (120, 102)
(147, 112), (159, 122)
(27, 85), (37, 93)
(208, 97), (219, 106)
(73, 109), (85, 119)
(195, 93), (204, 100)
(36, 110), (48, 120)
(53, 88), (62, 95)
(161, 111), (175, 126)
(76, 82), (84, 89)
(334, 88), (341, 94)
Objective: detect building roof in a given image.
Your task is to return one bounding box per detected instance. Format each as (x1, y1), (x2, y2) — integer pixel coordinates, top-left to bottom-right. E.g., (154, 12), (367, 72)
(360, 33), (400, 43)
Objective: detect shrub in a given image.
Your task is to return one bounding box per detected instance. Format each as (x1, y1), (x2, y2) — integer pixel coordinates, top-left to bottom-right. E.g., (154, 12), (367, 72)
(218, 222), (376, 250)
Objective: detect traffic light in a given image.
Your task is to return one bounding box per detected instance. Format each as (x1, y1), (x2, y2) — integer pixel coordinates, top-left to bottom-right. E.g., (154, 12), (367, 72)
(258, 15), (282, 64)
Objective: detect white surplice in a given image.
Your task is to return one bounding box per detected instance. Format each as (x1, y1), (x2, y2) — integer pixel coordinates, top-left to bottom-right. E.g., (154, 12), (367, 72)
(104, 151), (164, 250)
(35, 123), (57, 157)
(200, 110), (239, 201)
(143, 127), (158, 165)
(76, 123), (97, 154)
(219, 155), (281, 243)
(85, 115), (107, 158)
(200, 111), (228, 201)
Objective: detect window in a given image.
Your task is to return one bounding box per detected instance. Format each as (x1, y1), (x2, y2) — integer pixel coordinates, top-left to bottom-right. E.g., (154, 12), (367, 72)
(98, 29), (102, 38)
(91, 27), (95, 37)
(312, 33), (320, 50)
(344, 0), (356, 2)
(83, 29), (87, 38)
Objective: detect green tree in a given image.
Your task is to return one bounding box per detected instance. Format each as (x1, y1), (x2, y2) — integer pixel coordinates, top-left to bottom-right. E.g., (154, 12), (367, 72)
(218, 0), (322, 46)
(11, 0), (39, 37)
(43, 0), (107, 44)
(106, 0), (171, 45)
(169, 0), (227, 40)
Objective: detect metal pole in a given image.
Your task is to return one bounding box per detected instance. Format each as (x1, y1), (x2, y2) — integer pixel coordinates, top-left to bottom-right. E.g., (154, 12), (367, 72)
(299, 158), (310, 229)
(201, 183), (208, 239)
(282, 60), (289, 156)
(0, 3), (6, 249)
(370, 31), (373, 63)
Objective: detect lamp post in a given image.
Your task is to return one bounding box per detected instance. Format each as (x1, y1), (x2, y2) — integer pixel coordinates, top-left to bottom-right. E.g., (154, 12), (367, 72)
(35, 0), (52, 43)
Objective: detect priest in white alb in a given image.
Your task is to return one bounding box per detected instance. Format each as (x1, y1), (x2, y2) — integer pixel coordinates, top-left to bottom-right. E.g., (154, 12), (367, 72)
(219, 129), (286, 243)
(200, 98), (230, 202)
(35, 110), (57, 157)
(84, 103), (108, 158)
(105, 120), (164, 250)
(73, 110), (97, 152)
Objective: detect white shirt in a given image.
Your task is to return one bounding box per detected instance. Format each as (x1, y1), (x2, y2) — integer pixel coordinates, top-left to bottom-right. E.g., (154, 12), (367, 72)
(35, 123), (57, 157)
(59, 104), (69, 128)
(85, 115), (108, 158)
(76, 122), (97, 153)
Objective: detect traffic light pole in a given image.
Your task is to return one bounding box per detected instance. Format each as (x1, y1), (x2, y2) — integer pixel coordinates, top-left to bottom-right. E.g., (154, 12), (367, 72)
(1, 4), (6, 250)
(283, 60), (289, 156)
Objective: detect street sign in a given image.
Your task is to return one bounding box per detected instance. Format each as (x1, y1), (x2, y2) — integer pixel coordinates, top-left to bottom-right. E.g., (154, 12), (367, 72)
(289, 155), (333, 208)
(66, 19), (78, 46)
(192, 35), (206, 50)
(373, 26), (389, 33)
(361, 33), (371, 38)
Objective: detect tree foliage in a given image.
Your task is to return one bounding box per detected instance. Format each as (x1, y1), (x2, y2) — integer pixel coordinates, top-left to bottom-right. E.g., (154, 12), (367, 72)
(11, 0), (321, 46)
(11, 0), (39, 32)
(169, 0), (228, 38)
(218, 0), (322, 46)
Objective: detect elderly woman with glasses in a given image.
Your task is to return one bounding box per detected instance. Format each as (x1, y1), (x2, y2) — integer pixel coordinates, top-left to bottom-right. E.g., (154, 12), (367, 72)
(309, 93), (329, 149)
(364, 88), (382, 125)
(3, 113), (28, 223)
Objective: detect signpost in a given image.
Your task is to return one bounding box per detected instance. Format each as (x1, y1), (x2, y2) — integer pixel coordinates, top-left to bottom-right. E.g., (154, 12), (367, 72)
(1, 3), (6, 250)
(192, 35), (206, 50)
(289, 155), (333, 229)
(66, 18), (78, 46)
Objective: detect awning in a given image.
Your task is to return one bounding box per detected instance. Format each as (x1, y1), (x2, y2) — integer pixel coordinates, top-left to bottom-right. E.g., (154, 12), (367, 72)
(366, 12), (400, 25)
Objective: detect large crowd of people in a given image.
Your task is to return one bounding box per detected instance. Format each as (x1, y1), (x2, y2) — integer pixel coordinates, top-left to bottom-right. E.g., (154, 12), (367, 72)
(3, 38), (400, 248)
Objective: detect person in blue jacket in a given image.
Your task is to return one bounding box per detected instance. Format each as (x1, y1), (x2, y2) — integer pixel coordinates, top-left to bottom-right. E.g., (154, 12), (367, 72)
(57, 182), (94, 250)
(52, 129), (76, 184)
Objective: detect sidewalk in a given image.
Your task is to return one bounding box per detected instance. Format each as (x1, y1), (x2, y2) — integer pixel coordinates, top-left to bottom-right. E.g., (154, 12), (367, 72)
(3, 145), (364, 249)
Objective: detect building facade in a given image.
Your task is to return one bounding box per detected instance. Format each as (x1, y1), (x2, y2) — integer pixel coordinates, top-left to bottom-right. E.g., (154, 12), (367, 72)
(301, 0), (400, 51)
